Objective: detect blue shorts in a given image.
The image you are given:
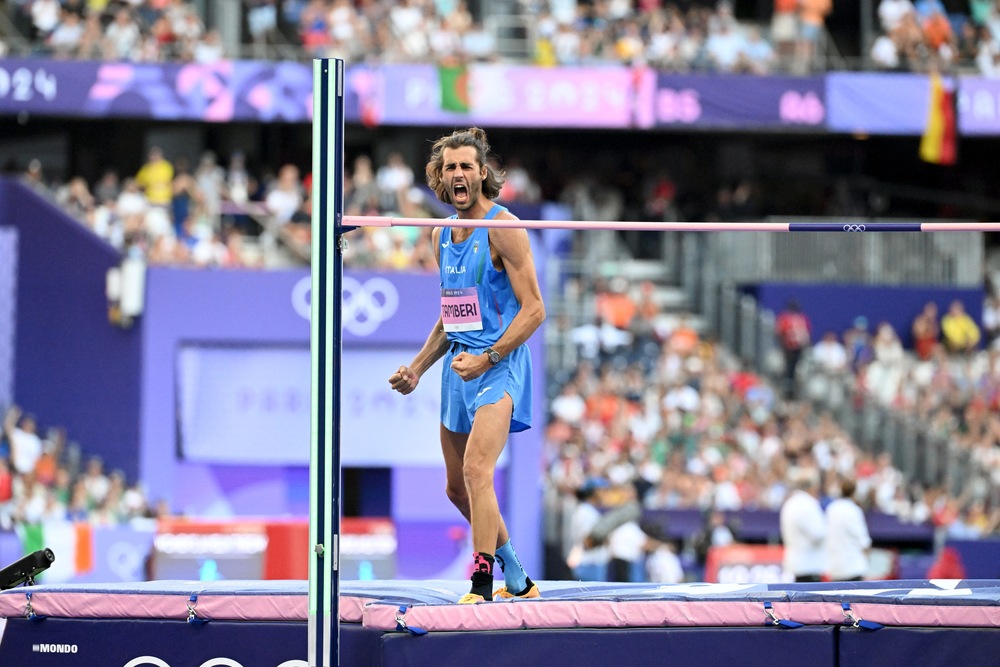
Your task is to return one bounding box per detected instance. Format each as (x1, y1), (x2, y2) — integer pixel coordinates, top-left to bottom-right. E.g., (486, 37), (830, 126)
(440, 342), (533, 434)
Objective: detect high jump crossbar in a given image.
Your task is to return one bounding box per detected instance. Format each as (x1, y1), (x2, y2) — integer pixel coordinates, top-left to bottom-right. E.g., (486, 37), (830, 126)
(343, 217), (1000, 232)
(311, 56), (999, 667)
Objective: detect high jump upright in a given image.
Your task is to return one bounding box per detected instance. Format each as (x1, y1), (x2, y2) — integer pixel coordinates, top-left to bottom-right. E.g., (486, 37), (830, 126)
(310, 57), (345, 667)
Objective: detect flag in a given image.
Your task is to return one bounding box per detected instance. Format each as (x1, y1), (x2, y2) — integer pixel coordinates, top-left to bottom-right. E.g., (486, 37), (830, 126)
(438, 62), (470, 113)
(919, 72), (957, 166)
(18, 520), (94, 583)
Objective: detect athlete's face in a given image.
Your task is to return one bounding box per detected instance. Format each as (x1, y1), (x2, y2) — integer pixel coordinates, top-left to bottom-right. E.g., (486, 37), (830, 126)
(441, 145), (485, 211)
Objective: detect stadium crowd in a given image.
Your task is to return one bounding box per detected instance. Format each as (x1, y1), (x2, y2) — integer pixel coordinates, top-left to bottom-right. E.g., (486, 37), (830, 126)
(5, 0), (1000, 75)
(6, 147), (1000, 583)
(0, 405), (161, 533)
(542, 272), (1000, 582)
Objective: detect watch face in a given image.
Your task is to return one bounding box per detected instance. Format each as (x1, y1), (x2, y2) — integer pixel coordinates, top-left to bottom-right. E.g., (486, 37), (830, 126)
(487, 349), (500, 364)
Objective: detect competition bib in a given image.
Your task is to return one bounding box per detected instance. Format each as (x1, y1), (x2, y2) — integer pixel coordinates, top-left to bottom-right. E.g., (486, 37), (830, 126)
(441, 287), (483, 332)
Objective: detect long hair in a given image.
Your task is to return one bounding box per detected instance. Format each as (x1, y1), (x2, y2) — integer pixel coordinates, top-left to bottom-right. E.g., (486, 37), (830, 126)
(425, 127), (505, 205)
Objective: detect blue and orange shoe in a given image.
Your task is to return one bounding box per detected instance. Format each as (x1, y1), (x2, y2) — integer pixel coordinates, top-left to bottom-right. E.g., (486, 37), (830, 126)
(493, 581), (541, 600)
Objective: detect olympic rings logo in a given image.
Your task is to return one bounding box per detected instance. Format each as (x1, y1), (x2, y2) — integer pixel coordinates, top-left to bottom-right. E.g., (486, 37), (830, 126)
(292, 276), (399, 337)
(843, 224), (866, 232)
(123, 658), (307, 667)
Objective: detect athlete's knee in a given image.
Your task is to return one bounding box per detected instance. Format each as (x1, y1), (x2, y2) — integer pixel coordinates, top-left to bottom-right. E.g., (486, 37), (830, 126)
(462, 459), (494, 495)
(445, 482), (469, 513)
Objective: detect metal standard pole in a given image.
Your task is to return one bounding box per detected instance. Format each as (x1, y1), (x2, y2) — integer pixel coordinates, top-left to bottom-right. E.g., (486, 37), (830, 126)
(310, 57), (345, 667)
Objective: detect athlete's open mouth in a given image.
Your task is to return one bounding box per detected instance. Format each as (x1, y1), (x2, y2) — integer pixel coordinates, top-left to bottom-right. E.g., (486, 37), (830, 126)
(453, 184), (468, 202)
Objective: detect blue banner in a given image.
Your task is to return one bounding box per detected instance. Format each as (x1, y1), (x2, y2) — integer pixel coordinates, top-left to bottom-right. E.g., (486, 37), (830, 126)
(826, 72), (929, 135)
(654, 74), (825, 128)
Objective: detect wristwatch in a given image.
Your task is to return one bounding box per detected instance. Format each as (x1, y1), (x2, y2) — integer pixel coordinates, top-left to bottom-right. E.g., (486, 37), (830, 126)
(485, 347), (501, 365)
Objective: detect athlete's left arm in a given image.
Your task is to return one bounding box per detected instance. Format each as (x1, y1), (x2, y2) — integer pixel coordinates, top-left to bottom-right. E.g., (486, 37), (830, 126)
(487, 220), (546, 359)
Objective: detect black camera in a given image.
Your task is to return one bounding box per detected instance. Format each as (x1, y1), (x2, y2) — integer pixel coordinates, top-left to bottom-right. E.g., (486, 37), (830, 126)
(0, 549), (55, 590)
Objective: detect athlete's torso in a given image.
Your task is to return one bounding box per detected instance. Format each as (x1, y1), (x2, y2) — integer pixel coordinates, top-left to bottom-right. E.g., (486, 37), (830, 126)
(439, 204), (519, 347)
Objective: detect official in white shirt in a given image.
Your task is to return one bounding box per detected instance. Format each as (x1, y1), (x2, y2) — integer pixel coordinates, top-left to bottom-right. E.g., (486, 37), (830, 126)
(780, 467), (827, 582)
(825, 478), (872, 581)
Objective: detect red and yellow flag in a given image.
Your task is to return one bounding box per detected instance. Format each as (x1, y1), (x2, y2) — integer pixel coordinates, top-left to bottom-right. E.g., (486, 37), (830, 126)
(919, 72), (957, 166)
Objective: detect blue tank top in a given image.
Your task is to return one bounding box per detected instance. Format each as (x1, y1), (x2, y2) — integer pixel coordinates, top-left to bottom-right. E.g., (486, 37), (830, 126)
(439, 204), (519, 347)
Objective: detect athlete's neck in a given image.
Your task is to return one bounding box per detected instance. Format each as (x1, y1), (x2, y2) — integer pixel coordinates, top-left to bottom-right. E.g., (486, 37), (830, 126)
(453, 198), (494, 221)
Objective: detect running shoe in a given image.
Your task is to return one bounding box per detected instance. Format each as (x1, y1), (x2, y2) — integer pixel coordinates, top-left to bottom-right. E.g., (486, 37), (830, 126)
(493, 583), (541, 600)
(457, 593), (486, 604)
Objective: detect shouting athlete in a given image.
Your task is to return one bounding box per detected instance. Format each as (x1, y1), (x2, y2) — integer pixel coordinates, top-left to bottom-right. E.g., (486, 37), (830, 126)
(388, 127), (546, 604)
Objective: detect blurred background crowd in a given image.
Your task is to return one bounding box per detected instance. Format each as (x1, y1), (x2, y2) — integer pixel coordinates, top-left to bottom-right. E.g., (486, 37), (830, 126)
(3, 0), (1000, 586)
(7, 0), (1000, 75)
(8, 137), (1000, 582)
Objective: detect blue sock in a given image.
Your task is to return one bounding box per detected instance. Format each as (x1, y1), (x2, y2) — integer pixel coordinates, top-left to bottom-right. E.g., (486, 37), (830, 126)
(495, 539), (528, 594)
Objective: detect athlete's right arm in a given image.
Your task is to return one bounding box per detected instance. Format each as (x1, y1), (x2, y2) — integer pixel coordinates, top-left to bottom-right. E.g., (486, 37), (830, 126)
(389, 227), (448, 395)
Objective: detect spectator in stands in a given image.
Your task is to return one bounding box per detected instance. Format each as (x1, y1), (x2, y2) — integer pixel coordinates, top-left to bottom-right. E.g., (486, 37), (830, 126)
(48, 9), (85, 57)
(193, 29), (225, 62)
(116, 177), (149, 247)
(955, 20), (982, 66)
(104, 8), (142, 60)
(844, 316), (875, 372)
(824, 477), (871, 581)
(704, 10), (746, 72)
(743, 26), (777, 73)
(263, 163), (304, 225)
(812, 330), (849, 374)
(31, 0), (62, 41)
(94, 169), (121, 205)
(871, 32), (902, 69)
(866, 322), (905, 405)
(797, 0), (832, 72)
(772, 0), (799, 69)
(775, 299), (812, 398)
(912, 301), (941, 361)
(982, 293), (1000, 348)
(567, 478), (610, 582)
(23, 159), (45, 193)
(879, 0), (916, 33)
(779, 466), (827, 582)
(941, 299), (981, 354)
(246, 0), (278, 46)
(171, 157), (198, 239)
(136, 146), (174, 209)
(805, 330), (849, 405)
(375, 152), (414, 211)
(135, 146), (175, 241)
(596, 277), (638, 332)
(194, 151), (226, 230)
(76, 13), (105, 59)
(345, 155), (381, 216)
(3, 406), (43, 477)
(922, 8), (957, 67)
(81, 456), (110, 509)
(56, 177), (96, 220)
(666, 313), (700, 358)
